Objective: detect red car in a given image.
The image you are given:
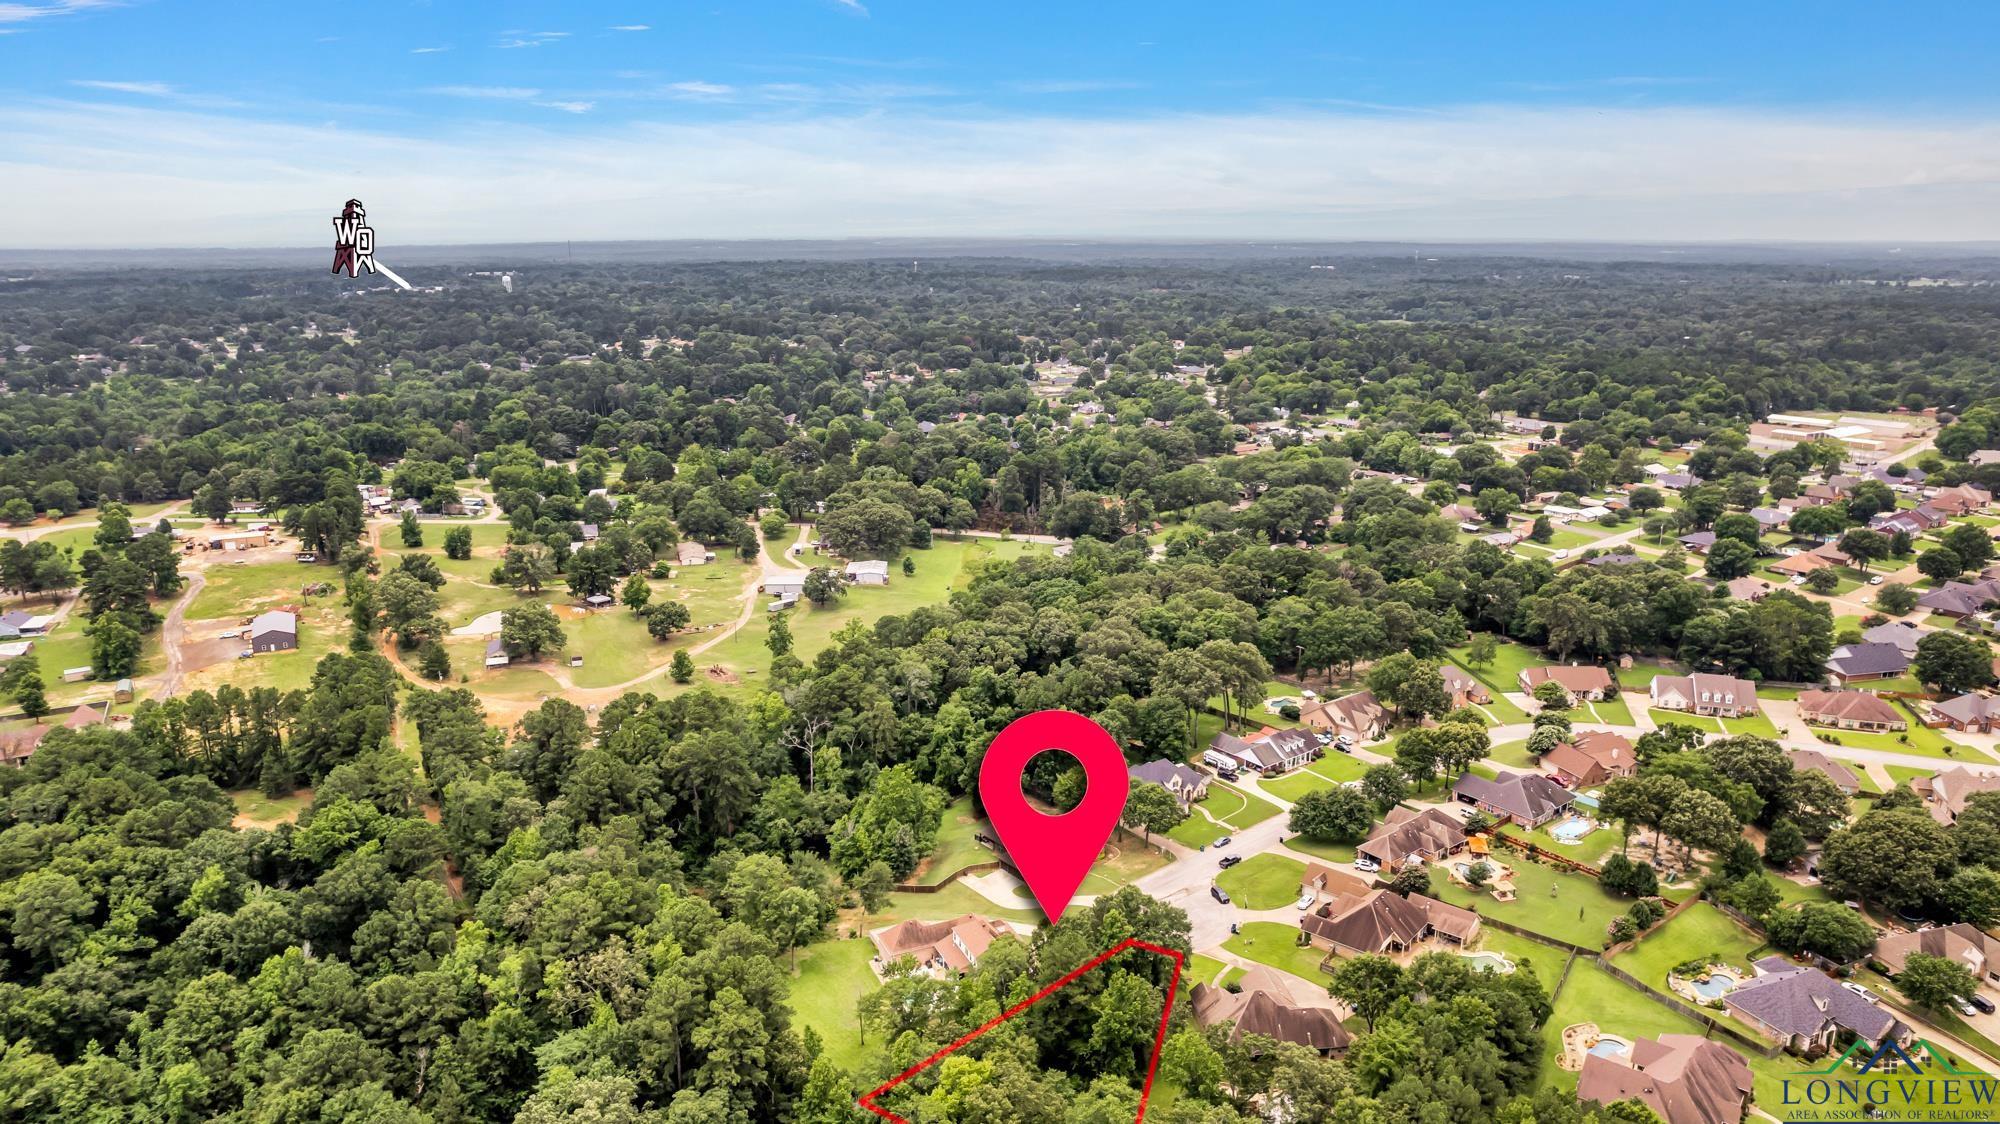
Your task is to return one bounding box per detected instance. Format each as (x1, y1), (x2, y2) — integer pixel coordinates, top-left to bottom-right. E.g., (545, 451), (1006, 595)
(1545, 774), (1570, 788)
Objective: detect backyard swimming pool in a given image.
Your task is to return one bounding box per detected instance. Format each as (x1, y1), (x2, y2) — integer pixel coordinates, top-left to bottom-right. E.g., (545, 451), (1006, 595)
(1689, 973), (1737, 1001)
(1588, 1036), (1631, 1060)
(1548, 816), (1595, 844)
(1460, 951), (1514, 974)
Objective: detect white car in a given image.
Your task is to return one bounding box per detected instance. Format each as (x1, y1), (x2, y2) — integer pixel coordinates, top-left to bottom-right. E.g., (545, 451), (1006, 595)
(1869, 576), (1884, 585)
(1296, 891), (1317, 911)
(1841, 982), (1881, 1005)
(1353, 856), (1381, 874)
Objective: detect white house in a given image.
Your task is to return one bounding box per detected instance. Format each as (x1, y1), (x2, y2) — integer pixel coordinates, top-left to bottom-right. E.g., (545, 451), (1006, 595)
(845, 560), (891, 586)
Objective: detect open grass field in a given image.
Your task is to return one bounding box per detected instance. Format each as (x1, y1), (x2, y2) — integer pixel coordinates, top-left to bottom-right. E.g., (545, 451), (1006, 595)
(1221, 921), (1331, 986)
(187, 560), (325, 620)
(229, 788), (312, 826)
(786, 937), (880, 1074)
(1429, 857), (1649, 949)
(183, 598), (344, 697)
(1472, 691), (1531, 725)
(1216, 853), (1309, 910)
(1489, 738), (1535, 769)
(1165, 780), (1282, 848)
(1448, 639), (1548, 697)
(1284, 836), (1357, 864)
(1610, 903), (1766, 995)
(916, 796), (998, 885)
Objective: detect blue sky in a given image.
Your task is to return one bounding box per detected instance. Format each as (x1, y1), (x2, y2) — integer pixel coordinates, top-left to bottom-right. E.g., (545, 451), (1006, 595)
(5, 1), (2000, 246)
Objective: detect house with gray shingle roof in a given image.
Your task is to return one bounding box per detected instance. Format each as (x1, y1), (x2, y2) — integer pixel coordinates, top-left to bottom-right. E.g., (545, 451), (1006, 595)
(1725, 963), (1906, 1057)
(1127, 759), (1209, 808)
(1451, 771), (1574, 827)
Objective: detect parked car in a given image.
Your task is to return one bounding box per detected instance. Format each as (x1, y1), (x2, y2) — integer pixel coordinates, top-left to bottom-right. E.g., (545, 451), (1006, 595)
(1295, 891), (1316, 911)
(1210, 885), (1231, 904)
(1869, 575), (1885, 585)
(1969, 993), (1995, 1014)
(1335, 733), (1355, 747)
(1218, 855), (1243, 869)
(1313, 732), (1332, 745)
(1841, 982), (1881, 1005)
(1955, 995), (1979, 1017)
(1213, 836), (1232, 849)
(1217, 767), (1240, 781)
(237, 649), (254, 659)
(1545, 774), (1570, 788)
(1353, 856), (1380, 873)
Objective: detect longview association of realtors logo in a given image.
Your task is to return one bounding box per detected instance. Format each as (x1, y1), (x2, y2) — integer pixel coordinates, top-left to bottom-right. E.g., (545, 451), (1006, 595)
(1780, 1037), (1997, 1122)
(328, 199), (410, 290)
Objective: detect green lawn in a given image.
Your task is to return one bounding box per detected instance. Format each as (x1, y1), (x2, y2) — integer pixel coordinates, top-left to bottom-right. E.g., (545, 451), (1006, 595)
(1259, 753), (1368, 803)
(1167, 813), (1231, 849)
(1448, 639), (1548, 697)
(229, 788), (312, 826)
(1216, 853), (1309, 910)
(1582, 692), (1636, 727)
(1221, 921), (1331, 985)
(187, 559), (323, 619)
(1467, 926), (1569, 992)
(1185, 954), (1233, 988)
(1284, 837), (1357, 864)
(915, 796), (997, 885)
(1610, 903), (1766, 998)
(1165, 781), (1281, 847)
(1429, 857), (1651, 948)
(1644, 707), (1779, 738)
(1539, 961), (1744, 1097)
(787, 938), (881, 1074)
(1512, 818), (1624, 868)
(1473, 692), (1531, 725)
(1803, 719), (1993, 763)
(1489, 738), (1536, 769)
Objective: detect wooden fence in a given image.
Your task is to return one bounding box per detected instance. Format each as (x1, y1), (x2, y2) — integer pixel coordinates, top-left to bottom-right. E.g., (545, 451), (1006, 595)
(1489, 830), (1606, 878)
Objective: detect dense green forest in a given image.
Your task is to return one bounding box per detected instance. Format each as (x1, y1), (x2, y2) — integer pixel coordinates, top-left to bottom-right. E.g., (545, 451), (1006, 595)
(4, 254), (2000, 1122)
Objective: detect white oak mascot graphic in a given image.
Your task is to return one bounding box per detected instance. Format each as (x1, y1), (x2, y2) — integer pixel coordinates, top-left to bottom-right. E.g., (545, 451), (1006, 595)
(331, 199), (377, 277)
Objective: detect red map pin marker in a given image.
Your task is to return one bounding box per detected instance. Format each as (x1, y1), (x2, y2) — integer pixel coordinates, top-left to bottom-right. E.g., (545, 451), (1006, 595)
(979, 710), (1129, 924)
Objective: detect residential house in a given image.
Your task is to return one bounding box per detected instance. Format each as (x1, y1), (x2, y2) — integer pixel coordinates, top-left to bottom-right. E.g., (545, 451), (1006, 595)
(1873, 924), (2000, 985)
(1127, 759), (1209, 808)
(869, 915), (1018, 978)
(1825, 642), (1911, 685)
(1440, 665), (1491, 709)
(0, 641), (31, 660)
(675, 542), (713, 567)
(1769, 551), (1834, 578)
(1659, 473), (1704, 491)
(1298, 690), (1389, 744)
(1190, 966), (1352, 1056)
(1867, 464), (1927, 489)
(1917, 579), (2000, 618)
(1803, 483), (1845, 505)
(1724, 577), (1776, 602)
(1542, 731), (1637, 788)
(1439, 503), (1481, 523)
(1968, 451), (2000, 468)
(1749, 508), (1791, 532)
(1586, 551), (1643, 568)
(1871, 509), (1940, 538)
(249, 610), (297, 654)
(1725, 959), (1907, 1056)
(1795, 690), (1905, 734)
(1517, 664), (1615, 703)
(1912, 766), (2000, 825)
(1926, 693), (2000, 734)
(1356, 807), (1469, 869)
(1927, 484), (1992, 516)
(0, 610), (53, 638)
(0, 725), (47, 767)
(1300, 890), (1481, 956)
(1860, 620), (1925, 659)
(1299, 862), (1371, 907)
(1650, 673), (1759, 718)
(1451, 771), (1575, 827)
(1787, 748), (1864, 795)
(1577, 1035), (1754, 1124)
(484, 637), (510, 668)
(579, 523), (600, 542)
(1678, 531), (1718, 554)
(1203, 727), (1316, 775)
(845, 559), (890, 586)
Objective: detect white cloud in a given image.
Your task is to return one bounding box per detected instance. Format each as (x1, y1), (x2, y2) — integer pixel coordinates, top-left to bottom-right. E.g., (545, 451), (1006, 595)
(6, 100), (2000, 246)
(411, 46), (450, 54)
(496, 31), (568, 49)
(69, 79), (173, 96)
(425, 85), (542, 100)
(608, 24), (649, 32)
(0, 0), (115, 26)
(667, 81), (734, 99)
(536, 100), (594, 114)
(830, 0), (867, 13)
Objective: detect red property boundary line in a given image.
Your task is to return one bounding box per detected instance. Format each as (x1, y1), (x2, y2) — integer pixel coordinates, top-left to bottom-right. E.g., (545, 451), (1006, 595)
(857, 938), (1187, 1123)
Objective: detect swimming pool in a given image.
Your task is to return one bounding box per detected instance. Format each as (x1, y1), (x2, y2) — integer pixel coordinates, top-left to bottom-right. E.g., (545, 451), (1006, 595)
(1689, 973), (1737, 1001)
(1549, 816), (1595, 843)
(1460, 951), (1514, 974)
(1588, 1037), (1631, 1059)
